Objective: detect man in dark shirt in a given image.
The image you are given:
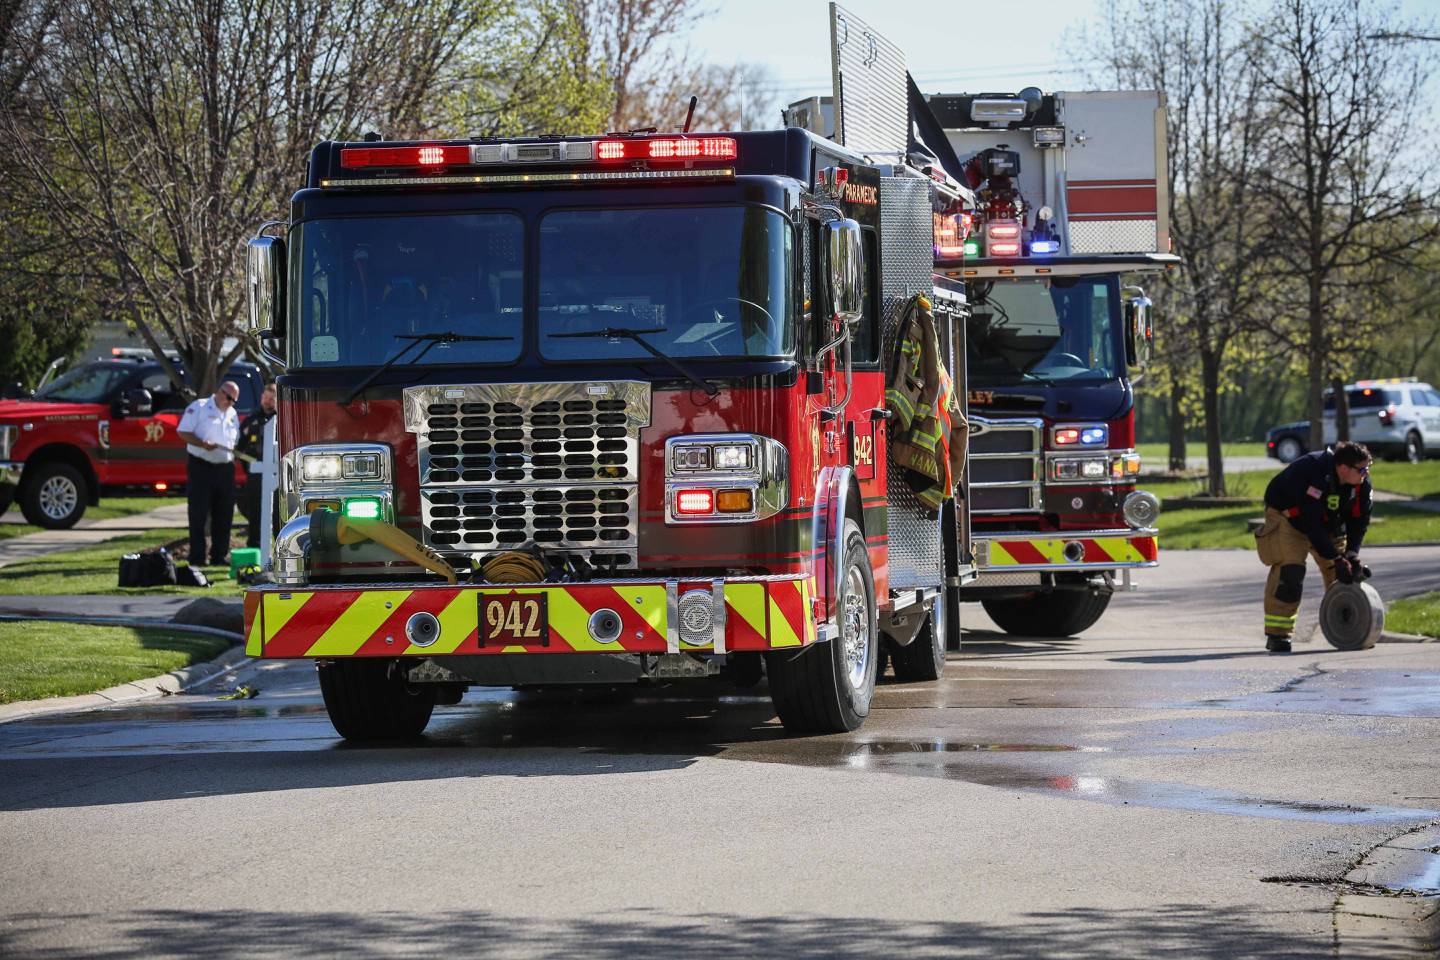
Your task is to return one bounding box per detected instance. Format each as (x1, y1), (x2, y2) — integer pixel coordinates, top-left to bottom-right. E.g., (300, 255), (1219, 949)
(236, 382), (276, 548)
(1254, 441), (1373, 653)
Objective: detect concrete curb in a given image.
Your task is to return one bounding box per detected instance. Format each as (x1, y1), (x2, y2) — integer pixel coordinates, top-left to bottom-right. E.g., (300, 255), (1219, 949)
(1335, 824), (1440, 958)
(1380, 630), (1437, 644)
(0, 618), (249, 725)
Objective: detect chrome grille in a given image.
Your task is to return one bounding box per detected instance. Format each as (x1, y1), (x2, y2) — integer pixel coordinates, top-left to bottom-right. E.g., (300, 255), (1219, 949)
(404, 382), (650, 567)
(968, 416), (1043, 514)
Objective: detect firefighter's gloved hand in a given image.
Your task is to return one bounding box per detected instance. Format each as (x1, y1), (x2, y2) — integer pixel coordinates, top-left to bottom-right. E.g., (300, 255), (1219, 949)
(1344, 550), (1372, 582)
(1333, 556), (1356, 584)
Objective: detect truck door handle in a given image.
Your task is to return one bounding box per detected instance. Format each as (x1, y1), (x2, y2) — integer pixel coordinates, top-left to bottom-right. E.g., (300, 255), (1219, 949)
(868, 407), (892, 421)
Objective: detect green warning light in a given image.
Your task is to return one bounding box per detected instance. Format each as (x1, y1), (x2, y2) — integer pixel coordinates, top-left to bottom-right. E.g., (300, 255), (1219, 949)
(344, 498), (382, 520)
(963, 239), (981, 257)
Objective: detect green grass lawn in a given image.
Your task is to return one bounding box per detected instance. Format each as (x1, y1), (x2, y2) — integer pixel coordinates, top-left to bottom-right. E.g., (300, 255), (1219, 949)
(0, 528), (242, 596)
(1367, 460), (1440, 499)
(0, 620), (232, 703)
(1157, 502), (1440, 550)
(1145, 469), (1272, 501)
(1386, 592), (1440, 639)
(0, 495), (179, 542)
(1134, 442), (1265, 464)
(1146, 462), (1440, 508)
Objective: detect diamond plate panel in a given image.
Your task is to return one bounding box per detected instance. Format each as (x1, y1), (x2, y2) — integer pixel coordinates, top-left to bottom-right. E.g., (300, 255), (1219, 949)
(830, 3), (907, 158)
(880, 176), (944, 590)
(1069, 219), (1158, 254)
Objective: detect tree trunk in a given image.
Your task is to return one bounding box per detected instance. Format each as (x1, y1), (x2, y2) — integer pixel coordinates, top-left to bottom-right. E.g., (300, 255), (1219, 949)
(1201, 349), (1225, 497)
(1332, 376), (1349, 444)
(1167, 379), (1187, 473)
(1307, 276), (1326, 452)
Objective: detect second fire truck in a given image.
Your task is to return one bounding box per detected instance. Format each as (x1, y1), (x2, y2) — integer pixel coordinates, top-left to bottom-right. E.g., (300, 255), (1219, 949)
(929, 87), (1175, 637)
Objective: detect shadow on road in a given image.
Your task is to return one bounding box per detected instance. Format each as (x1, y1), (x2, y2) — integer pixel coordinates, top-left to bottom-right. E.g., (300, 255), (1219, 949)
(0, 905), (1335, 959)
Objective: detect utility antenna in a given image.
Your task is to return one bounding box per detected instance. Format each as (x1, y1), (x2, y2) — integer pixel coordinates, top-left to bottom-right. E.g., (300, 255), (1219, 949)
(681, 96), (699, 134)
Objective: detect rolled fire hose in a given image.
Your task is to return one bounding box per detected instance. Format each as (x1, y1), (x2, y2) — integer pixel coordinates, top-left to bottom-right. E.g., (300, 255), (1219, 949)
(481, 552), (546, 584)
(1319, 581), (1385, 650)
(309, 510), (458, 585)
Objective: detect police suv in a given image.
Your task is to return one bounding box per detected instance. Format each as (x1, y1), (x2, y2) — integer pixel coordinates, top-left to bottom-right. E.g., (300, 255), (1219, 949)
(1266, 378), (1440, 463)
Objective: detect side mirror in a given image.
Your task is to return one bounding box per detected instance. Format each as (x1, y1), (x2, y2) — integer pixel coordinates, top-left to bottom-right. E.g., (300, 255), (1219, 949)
(823, 218), (864, 327)
(246, 235), (287, 340)
(116, 388), (153, 418)
(1124, 295), (1154, 369)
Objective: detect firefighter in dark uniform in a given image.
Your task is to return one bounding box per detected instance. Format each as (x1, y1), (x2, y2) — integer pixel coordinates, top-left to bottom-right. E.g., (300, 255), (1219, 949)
(236, 382), (276, 548)
(1254, 441), (1373, 652)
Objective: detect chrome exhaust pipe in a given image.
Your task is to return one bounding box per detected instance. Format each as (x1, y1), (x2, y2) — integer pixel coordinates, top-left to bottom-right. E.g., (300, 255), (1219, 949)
(272, 514), (312, 586)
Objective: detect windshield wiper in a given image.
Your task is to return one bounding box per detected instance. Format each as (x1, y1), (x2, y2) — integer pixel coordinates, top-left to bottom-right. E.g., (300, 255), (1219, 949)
(341, 331), (513, 406)
(549, 326), (718, 397)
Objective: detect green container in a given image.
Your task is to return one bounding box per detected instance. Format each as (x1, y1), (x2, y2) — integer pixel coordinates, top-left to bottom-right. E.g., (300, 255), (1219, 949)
(229, 547), (261, 579)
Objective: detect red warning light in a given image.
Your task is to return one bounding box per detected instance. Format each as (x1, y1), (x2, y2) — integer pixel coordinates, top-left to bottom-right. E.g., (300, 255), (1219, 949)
(340, 145), (470, 169)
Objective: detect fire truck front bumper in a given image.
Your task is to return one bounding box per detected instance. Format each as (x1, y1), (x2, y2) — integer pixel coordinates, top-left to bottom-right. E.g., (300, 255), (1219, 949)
(242, 575), (817, 659)
(970, 529), (1158, 576)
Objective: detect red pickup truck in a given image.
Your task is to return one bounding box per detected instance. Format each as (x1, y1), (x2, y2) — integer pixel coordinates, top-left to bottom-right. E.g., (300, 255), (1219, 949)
(0, 358), (264, 528)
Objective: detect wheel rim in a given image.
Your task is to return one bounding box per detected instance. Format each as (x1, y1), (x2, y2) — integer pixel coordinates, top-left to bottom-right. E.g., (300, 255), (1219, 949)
(38, 475), (78, 521)
(1279, 439), (1300, 461)
(841, 565), (870, 692)
(1408, 437), (1421, 462)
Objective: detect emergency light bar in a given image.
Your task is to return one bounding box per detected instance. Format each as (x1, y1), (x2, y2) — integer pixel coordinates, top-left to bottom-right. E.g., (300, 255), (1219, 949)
(338, 136), (737, 172)
(595, 137), (737, 161)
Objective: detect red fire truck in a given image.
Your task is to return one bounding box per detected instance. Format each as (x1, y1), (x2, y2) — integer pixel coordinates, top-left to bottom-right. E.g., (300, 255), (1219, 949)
(240, 6), (976, 740)
(926, 87), (1177, 638)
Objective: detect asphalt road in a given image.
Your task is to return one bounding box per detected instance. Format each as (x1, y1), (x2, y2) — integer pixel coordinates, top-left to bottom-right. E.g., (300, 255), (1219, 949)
(2, 545), (1439, 958)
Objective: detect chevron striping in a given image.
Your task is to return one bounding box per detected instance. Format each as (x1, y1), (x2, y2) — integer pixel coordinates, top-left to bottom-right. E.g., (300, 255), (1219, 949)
(305, 590), (413, 656)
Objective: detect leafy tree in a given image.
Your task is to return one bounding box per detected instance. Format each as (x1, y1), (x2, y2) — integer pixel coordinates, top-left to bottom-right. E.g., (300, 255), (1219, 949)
(1252, 0), (1440, 451)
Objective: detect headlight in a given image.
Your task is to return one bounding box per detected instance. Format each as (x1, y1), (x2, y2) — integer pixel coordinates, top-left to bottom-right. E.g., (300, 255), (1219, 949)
(302, 453), (343, 481)
(1048, 451), (1143, 484)
(283, 443), (394, 521)
(302, 450), (385, 482)
(665, 434), (787, 523)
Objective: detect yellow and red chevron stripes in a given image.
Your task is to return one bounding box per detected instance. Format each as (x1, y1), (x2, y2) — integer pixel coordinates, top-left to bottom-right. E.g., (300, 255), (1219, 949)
(247, 577), (816, 658)
(984, 535), (1158, 568)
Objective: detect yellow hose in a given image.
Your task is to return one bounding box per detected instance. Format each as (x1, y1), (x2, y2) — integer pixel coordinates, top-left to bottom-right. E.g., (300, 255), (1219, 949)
(331, 515), (458, 585)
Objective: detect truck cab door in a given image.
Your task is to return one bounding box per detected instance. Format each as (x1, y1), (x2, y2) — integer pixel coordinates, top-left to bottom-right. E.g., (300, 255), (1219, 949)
(104, 368), (187, 488)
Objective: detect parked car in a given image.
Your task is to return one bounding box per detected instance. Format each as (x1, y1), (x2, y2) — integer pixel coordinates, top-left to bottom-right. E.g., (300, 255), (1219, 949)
(1265, 378), (1440, 465)
(0, 356), (264, 528)
(1265, 420), (1311, 463)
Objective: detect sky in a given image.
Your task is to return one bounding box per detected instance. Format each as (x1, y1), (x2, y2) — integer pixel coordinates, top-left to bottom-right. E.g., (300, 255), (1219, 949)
(691, 0), (1440, 123)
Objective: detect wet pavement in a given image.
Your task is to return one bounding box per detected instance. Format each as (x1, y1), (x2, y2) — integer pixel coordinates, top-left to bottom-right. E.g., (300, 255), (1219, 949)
(2, 546), (1439, 957)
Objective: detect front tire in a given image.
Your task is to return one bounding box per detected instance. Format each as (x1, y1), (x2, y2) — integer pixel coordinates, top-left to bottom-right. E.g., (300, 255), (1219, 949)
(981, 589), (1112, 638)
(891, 596), (948, 682)
(1276, 436), (1304, 463)
(317, 659), (435, 741)
(768, 519), (877, 733)
(19, 461), (87, 529)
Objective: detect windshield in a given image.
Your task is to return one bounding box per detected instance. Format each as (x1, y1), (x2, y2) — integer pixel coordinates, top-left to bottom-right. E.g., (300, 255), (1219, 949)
(967, 277), (1119, 387)
(538, 206), (793, 360)
(33, 364), (131, 403)
(291, 213), (524, 367)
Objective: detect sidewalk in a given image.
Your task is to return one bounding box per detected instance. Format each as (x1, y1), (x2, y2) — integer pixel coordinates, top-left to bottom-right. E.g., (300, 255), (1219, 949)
(1373, 489), (1440, 512)
(0, 593), (210, 620)
(0, 503), (188, 569)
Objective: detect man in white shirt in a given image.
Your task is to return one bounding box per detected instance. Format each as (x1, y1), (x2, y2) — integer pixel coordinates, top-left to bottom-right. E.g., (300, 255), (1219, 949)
(177, 381), (242, 566)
